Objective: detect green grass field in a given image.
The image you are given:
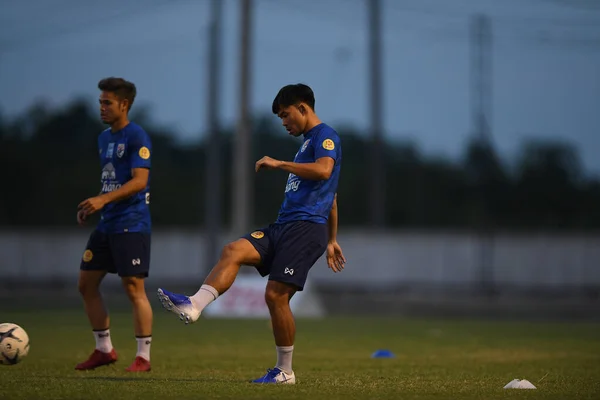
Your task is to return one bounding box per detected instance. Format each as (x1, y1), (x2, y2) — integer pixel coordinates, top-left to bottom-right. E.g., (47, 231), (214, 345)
(1, 304), (599, 400)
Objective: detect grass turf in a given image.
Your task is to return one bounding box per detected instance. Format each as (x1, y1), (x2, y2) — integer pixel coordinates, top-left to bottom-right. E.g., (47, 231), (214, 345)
(1, 305), (599, 400)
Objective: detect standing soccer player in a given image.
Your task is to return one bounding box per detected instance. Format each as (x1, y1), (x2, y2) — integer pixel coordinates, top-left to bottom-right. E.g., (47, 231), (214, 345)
(157, 83), (346, 384)
(75, 77), (153, 372)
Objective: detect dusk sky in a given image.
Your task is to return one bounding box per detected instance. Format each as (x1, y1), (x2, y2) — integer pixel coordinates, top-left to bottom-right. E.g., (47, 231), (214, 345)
(1, 0), (599, 173)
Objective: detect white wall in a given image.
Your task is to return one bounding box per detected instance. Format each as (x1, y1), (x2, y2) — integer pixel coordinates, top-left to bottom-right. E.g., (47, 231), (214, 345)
(1, 229), (598, 289)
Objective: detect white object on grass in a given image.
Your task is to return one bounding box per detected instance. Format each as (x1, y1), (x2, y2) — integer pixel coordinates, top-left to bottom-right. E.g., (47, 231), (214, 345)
(503, 379), (537, 389)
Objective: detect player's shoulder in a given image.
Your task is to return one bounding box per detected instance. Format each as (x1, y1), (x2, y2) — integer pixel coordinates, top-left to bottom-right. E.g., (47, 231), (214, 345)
(318, 123), (338, 135)
(125, 122), (148, 135)
(125, 122), (151, 141)
(98, 127), (111, 138)
(97, 128), (111, 144)
(316, 123), (340, 141)
(314, 123), (341, 150)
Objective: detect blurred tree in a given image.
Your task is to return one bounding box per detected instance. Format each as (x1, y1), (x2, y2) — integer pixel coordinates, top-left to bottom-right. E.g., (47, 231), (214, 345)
(463, 138), (510, 228)
(515, 140), (584, 228)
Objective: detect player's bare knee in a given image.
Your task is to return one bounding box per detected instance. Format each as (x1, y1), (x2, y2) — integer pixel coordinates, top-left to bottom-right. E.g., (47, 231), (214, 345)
(77, 274), (103, 298)
(264, 290), (289, 309)
(265, 282), (295, 308)
(220, 242), (236, 260)
(264, 290), (279, 308)
(220, 240), (250, 264)
(121, 276), (148, 302)
(78, 280), (97, 298)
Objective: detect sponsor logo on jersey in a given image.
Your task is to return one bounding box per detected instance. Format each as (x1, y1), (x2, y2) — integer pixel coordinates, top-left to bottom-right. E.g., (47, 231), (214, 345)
(106, 142), (115, 158)
(101, 163), (122, 193)
(285, 174), (300, 193)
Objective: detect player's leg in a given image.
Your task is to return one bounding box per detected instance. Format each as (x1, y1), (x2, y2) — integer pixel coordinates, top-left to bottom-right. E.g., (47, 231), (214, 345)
(78, 270), (109, 336)
(121, 275), (152, 372)
(263, 280), (297, 380)
(158, 230), (269, 324)
(110, 232), (153, 372)
(121, 276), (153, 339)
(252, 221), (327, 384)
(203, 238), (264, 292)
(75, 230), (119, 370)
(252, 282), (299, 384)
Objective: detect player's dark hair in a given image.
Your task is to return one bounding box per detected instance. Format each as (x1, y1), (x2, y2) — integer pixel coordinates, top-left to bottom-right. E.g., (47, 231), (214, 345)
(272, 83), (315, 114)
(98, 77), (137, 110)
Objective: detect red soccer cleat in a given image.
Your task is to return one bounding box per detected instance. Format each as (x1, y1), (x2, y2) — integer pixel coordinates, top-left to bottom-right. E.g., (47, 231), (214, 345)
(75, 349), (118, 370)
(125, 356), (151, 372)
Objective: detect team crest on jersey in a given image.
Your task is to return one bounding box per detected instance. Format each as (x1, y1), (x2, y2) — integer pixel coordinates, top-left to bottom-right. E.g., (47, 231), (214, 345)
(82, 250), (93, 262)
(301, 139), (311, 153)
(116, 143), (125, 158)
(322, 139), (335, 151)
(251, 231), (265, 239)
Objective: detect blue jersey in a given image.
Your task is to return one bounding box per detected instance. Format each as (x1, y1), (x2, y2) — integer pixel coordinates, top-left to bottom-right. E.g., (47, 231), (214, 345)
(96, 122), (152, 234)
(276, 123), (342, 225)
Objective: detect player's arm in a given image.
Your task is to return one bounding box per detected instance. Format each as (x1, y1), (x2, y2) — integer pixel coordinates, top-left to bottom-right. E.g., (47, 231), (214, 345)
(99, 168), (149, 204)
(77, 190), (104, 225)
(326, 193), (346, 272)
(256, 135), (338, 180)
(279, 157), (334, 180)
(328, 193), (339, 243)
(255, 156), (334, 181)
(78, 168), (149, 215)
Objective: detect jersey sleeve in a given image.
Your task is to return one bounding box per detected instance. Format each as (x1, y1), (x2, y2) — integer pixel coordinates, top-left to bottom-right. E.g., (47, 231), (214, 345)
(314, 129), (339, 161)
(129, 129), (152, 169)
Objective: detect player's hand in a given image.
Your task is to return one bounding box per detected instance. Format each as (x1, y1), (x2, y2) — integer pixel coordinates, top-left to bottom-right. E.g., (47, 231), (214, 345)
(76, 209), (87, 226)
(326, 241), (346, 273)
(78, 196), (107, 216)
(255, 156), (282, 172)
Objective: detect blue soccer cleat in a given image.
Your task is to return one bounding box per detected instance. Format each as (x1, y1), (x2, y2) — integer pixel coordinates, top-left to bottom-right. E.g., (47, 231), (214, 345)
(251, 367), (296, 384)
(157, 288), (201, 324)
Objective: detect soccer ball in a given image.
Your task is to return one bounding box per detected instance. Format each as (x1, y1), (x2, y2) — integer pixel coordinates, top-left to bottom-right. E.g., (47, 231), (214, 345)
(0, 323), (30, 365)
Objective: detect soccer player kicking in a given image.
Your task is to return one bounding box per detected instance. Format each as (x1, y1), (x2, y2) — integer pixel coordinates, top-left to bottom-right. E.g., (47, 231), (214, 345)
(75, 77), (154, 372)
(158, 83), (346, 384)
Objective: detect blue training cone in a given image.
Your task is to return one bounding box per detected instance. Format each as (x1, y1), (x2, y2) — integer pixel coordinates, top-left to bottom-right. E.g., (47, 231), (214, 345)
(371, 349), (395, 358)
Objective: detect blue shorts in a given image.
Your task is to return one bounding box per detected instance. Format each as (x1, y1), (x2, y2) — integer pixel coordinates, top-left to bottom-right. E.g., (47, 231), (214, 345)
(242, 220), (328, 291)
(80, 230), (151, 278)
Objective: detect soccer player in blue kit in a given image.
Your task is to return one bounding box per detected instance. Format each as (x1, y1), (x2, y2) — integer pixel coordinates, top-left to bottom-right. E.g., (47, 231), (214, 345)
(158, 83), (347, 384)
(75, 77), (153, 372)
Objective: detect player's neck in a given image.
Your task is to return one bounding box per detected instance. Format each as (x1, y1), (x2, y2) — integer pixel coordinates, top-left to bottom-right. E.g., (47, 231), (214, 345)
(110, 118), (130, 133)
(303, 117), (322, 134)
